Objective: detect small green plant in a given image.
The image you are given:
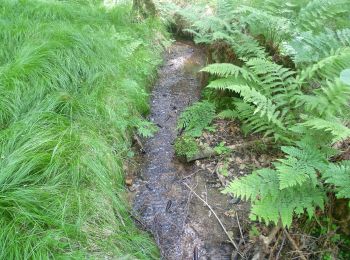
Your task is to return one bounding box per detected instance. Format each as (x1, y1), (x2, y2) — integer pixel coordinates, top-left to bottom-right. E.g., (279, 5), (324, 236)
(174, 136), (199, 158)
(214, 141), (232, 155)
(177, 101), (216, 137)
(249, 225), (260, 238)
(218, 161), (229, 176)
(134, 118), (158, 138)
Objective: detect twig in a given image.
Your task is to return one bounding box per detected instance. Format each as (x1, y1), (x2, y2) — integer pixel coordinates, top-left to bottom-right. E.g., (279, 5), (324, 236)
(182, 169), (201, 180)
(283, 229), (307, 260)
(235, 212), (245, 244)
(184, 183), (245, 259)
(133, 134), (145, 153)
(269, 231), (282, 260)
(187, 138), (273, 162)
(276, 234), (286, 260)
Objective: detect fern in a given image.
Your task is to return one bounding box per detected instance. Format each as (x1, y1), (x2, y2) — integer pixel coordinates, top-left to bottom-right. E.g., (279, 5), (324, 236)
(287, 29), (350, 65)
(223, 167), (325, 227)
(297, 0), (350, 32)
(170, 0), (350, 230)
(323, 161), (350, 199)
(177, 101), (215, 137)
(302, 117), (350, 143)
(201, 63), (256, 81)
(235, 6), (292, 45)
(298, 47), (350, 81)
(295, 79), (350, 117)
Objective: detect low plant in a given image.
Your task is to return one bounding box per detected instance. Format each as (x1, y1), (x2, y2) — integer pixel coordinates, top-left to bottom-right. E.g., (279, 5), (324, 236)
(174, 136), (199, 158)
(177, 101), (216, 137)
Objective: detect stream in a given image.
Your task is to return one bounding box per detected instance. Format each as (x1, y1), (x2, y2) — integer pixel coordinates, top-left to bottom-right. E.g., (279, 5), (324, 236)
(133, 41), (235, 259)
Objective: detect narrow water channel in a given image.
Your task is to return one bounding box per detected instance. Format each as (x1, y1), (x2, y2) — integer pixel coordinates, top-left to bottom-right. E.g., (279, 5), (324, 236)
(133, 41), (234, 259)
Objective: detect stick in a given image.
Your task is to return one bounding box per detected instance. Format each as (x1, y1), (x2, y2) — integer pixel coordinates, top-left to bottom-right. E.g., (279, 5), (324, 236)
(186, 138), (273, 162)
(283, 229), (307, 260)
(235, 212), (245, 244)
(276, 234), (286, 260)
(184, 183), (245, 259)
(133, 134), (145, 153)
(269, 231), (282, 260)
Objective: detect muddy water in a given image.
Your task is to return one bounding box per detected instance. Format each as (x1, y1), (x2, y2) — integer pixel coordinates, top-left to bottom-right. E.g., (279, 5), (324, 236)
(133, 42), (234, 259)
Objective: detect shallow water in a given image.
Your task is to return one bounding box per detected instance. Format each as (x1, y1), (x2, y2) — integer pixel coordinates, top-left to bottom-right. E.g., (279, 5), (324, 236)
(133, 41), (234, 259)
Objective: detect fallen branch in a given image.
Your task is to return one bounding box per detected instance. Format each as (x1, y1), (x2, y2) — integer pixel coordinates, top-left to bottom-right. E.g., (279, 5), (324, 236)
(236, 212), (245, 244)
(186, 138), (273, 162)
(276, 234), (286, 260)
(283, 229), (307, 260)
(184, 183), (245, 259)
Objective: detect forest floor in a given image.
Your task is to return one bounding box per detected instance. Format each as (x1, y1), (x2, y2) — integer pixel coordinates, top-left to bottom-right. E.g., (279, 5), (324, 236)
(126, 41), (281, 259)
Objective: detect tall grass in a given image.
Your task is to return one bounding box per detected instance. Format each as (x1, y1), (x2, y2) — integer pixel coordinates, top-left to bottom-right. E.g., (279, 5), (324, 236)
(0, 0), (165, 258)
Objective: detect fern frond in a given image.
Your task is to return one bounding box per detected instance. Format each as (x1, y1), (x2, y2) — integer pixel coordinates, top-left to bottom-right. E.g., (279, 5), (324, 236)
(177, 101), (216, 137)
(298, 47), (350, 81)
(287, 29), (350, 65)
(302, 117), (350, 143)
(323, 161), (350, 199)
(235, 5), (292, 44)
(231, 32), (267, 60)
(224, 168), (325, 227)
(217, 109), (238, 120)
(208, 82), (285, 128)
(246, 58), (297, 96)
(201, 63), (256, 81)
(295, 79), (350, 117)
(297, 0), (350, 32)
(275, 156), (317, 189)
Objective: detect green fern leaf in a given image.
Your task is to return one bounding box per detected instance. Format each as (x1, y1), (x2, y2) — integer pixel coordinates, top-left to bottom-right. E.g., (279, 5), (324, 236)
(323, 161), (350, 199)
(302, 117), (350, 143)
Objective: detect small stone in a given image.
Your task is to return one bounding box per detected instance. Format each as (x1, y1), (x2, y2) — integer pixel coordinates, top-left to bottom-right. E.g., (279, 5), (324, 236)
(125, 178), (133, 186)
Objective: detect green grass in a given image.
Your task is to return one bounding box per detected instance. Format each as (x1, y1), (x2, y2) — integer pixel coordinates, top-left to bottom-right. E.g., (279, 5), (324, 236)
(0, 0), (166, 258)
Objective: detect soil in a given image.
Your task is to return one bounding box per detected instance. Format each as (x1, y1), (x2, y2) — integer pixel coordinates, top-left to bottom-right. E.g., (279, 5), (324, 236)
(127, 41), (275, 259)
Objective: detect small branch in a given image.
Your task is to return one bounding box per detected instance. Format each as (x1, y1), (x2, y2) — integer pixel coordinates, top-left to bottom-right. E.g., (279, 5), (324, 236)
(269, 231), (282, 260)
(133, 134), (145, 153)
(235, 212), (245, 244)
(186, 138), (273, 162)
(184, 183), (245, 259)
(276, 234), (286, 260)
(283, 229), (307, 260)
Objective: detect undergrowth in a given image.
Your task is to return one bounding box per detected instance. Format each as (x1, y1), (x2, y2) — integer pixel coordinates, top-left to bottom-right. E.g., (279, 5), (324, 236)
(0, 0), (167, 258)
(163, 0), (350, 257)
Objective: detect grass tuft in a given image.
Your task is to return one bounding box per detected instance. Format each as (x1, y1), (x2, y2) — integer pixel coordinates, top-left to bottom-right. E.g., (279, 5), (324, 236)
(0, 0), (166, 258)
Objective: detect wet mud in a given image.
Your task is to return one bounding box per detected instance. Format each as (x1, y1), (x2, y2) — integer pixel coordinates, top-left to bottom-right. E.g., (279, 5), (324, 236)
(133, 42), (238, 259)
